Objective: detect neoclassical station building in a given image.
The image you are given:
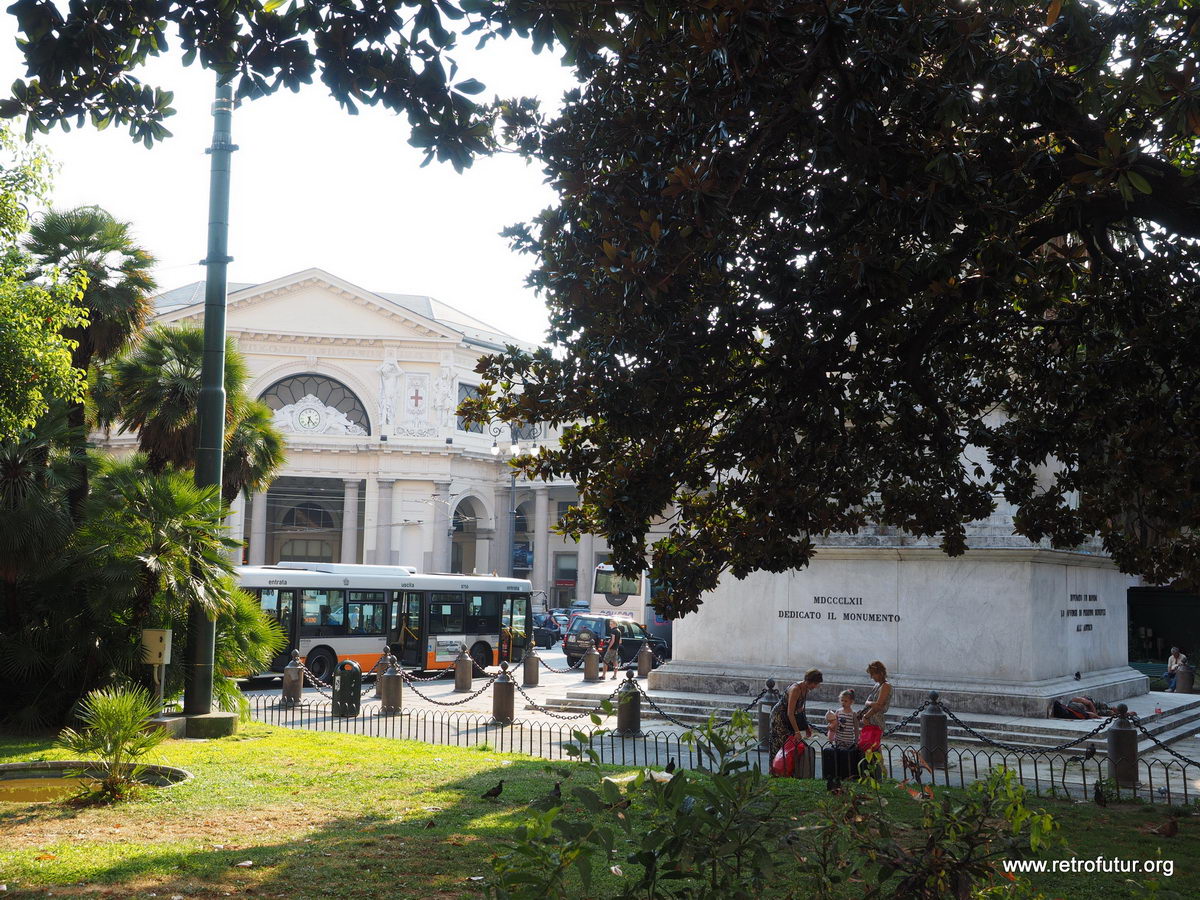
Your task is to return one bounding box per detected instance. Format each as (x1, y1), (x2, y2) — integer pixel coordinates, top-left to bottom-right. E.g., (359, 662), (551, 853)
(142, 268), (604, 608)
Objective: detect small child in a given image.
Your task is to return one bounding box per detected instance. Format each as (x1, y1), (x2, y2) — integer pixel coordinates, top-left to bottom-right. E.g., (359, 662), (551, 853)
(826, 689), (861, 748)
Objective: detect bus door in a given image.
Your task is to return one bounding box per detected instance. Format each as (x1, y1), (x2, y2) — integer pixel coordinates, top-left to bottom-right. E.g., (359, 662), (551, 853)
(397, 591), (424, 668)
(503, 593), (531, 663)
(258, 588), (297, 671)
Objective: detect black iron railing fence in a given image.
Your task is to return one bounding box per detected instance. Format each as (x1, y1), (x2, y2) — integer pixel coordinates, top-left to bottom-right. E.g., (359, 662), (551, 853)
(244, 694), (1200, 807)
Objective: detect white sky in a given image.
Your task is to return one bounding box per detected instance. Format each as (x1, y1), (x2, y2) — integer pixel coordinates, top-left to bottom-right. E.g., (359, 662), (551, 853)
(0, 25), (575, 344)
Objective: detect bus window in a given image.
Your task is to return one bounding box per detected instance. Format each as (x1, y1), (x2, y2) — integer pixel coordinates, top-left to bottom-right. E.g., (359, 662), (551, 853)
(465, 593), (500, 633)
(259, 589), (280, 620)
(348, 591), (386, 635)
(428, 592), (464, 633)
(405, 593), (422, 635)
(300, 588), (346, 636)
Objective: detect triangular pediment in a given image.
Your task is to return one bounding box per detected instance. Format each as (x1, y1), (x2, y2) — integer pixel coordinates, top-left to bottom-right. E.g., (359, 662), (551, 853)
(156, 268), (465, 342)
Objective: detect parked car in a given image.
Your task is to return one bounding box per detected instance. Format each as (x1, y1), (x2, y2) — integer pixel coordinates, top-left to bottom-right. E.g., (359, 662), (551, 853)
(531, 612), (564, 649)
(562, 614), (670, 668)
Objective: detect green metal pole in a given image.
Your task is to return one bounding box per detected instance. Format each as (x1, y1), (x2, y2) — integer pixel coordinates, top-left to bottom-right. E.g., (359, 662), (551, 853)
(184, 77), (237, 716)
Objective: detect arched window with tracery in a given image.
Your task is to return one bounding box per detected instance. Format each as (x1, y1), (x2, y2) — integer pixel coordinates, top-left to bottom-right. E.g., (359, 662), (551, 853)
(260, 374), (371, 436)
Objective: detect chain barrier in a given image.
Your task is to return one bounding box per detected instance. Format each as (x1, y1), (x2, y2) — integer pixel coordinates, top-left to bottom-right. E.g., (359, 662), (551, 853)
(538, 654), (584, 673)
(941, 705), (1115, 755)
(356, 652), (391, 698)
(740, 688), (767, 712)
(634, 683), (695, 730)
(512, 680), (623, 721)
(402, 667), (454, 682)
(299, 663), (334, 699)
(1133, 719), (1200, 768)
(472, 658), (500, 676)
(882, 700), (931, 737)
(401, 670), (499, 706)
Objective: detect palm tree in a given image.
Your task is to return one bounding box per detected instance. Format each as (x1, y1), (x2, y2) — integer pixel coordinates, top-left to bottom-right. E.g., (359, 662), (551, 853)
(97, 324), (285, 500)
(25, 207), (156, 519)
(223, 396), (286, 504)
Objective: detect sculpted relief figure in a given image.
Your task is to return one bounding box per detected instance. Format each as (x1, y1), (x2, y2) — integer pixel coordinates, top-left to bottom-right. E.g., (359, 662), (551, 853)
(433, 366), (456, 429)
(378, 360), (403, 430)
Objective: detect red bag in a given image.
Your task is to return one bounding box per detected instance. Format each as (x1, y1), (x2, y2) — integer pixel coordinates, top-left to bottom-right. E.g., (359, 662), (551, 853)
(858, 724), (883, 753)
(771, 735), (806, 777)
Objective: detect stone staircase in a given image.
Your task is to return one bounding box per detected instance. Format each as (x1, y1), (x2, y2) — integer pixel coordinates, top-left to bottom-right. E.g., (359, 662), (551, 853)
(537, 687), (1200, 755)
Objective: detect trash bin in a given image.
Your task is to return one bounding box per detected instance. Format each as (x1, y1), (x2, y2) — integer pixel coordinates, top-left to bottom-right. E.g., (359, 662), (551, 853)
(332, 659), (362, 717)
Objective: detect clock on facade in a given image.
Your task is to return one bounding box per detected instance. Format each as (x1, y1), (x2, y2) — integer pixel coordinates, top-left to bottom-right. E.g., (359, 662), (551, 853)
(296, 407), (323, 431)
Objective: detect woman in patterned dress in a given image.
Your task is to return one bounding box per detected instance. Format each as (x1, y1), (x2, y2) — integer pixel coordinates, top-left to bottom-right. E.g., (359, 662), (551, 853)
(770, 668), (824, 753)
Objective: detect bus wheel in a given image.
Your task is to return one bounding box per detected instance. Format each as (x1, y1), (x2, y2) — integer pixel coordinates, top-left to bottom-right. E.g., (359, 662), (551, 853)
(305, 648), (336, 684)
(470, 643), (492, 673)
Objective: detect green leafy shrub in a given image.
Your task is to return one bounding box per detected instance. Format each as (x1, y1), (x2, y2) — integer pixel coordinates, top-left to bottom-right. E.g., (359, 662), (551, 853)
(487, 713), (1061, 899)
(55, 685), (168, 801)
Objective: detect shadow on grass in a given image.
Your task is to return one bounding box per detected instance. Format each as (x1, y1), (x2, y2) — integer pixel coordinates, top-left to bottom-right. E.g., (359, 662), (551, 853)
(3, 757), (593, 899)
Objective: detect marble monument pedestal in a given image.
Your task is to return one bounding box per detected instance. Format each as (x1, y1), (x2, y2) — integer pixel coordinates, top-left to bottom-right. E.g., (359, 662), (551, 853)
(650, 545), (1149, 717)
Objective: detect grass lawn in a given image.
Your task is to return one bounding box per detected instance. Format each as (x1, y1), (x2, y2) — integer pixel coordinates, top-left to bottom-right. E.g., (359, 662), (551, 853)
(0, 723), (1196, 899)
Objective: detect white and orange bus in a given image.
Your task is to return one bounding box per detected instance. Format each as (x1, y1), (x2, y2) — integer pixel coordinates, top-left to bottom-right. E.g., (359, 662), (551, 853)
(239, 563), (532, 681)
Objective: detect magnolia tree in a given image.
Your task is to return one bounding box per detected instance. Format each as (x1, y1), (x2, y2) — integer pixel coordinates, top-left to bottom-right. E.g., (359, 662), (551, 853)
(8, 0), (1198, 615)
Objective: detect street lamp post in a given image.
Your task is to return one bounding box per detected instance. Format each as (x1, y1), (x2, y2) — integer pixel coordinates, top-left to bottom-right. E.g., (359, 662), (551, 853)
(183, 76), (237, 717)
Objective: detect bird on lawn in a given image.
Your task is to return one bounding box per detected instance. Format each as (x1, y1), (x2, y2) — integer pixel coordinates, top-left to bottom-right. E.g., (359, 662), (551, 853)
(1093, 782), (1107, 807)
(481, 779), (505, 801)
(546, 781), (562, 803)
(665, 758), (676, 774)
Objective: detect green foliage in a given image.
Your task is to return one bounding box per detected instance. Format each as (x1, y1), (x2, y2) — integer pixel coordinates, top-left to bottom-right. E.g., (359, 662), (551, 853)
(94, 323), (285, 502)
(55, 685), (168, 801)
(0, 125), (87, 440)
(489, 716), (1062, 899)
(467, 1), (1200, 613)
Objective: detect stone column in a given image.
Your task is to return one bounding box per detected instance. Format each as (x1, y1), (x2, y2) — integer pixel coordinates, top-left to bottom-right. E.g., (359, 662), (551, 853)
(431, 481), (452, 572)
(390, 481), (408, 567)
(532, 486), (550, 595)
(340, 478), (360, 564)
(376, 478), (394, 566)
(575, 531), (595, 602)
(362, 475), (379, 563)
(495, 484), (514, 577)
(227, 490), (247, 565)
(475, 537), (493, 575)
(249, 488), (268, 565)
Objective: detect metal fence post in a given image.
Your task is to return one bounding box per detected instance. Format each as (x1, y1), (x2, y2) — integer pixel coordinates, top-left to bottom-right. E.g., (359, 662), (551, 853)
(523, 644), (540, 688)
(379, 652), (402, 715)
(616, 671), (641, 736)
(1106, 704), (1139, 788)
(758, 678), (780, 749)
(583, 641), (601, 682)
(637, 642), (653, 678)
(454, 645), (473, 693)
(281, 649), (303, 706)
(919, 690), (948, 768)
(493, 662), (515, 725)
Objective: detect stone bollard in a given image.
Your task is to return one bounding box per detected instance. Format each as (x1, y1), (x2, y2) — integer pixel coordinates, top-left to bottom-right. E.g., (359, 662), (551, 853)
(492, 662), (515, 725)
(1106, 704), (1139, 788)
(523, 644), (540, 688)
(454, 645), (474, 693)
(919, 690), (948, 768)
(758, 678), (781, 749)
(637, 642), (654, 678)
(378, 652), (403, 715)
(1177, 666), (1195, 694)
(281, 649), (303, 706)
(583, 641), (601, 683)
(616, 670), (642, 736)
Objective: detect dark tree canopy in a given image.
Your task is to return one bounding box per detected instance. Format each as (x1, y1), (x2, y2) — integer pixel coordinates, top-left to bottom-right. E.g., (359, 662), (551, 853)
(6, 0), (1200, 616)
(472, 0), (1200, 615)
